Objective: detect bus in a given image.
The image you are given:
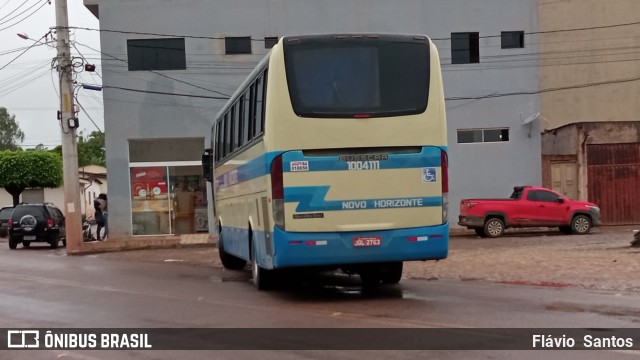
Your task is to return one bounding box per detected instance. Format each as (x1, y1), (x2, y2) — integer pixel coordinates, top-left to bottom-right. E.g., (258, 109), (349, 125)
(202, 34), (448, 290)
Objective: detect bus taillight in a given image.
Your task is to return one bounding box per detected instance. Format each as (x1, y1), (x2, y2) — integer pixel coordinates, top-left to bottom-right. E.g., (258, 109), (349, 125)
(271, 154), (285, 230)
(441, 150), (449, 224)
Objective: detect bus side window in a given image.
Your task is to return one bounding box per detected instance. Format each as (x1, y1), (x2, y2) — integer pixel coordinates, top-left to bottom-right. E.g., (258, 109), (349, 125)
(231, 102), (244, 151)
(223, 113), (231, 157)
(240, 92), (249, 147)
(244, 88), (252, 145)
(214, 122), (221, 161)
(255, 73), (265, 135)
(229, 103), (238, 153)
(238, 95), (246, 147)
(247, 83), (255, 141)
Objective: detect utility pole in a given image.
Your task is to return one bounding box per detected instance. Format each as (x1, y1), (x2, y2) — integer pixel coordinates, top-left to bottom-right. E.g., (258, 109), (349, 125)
(55, 0), (82, 253)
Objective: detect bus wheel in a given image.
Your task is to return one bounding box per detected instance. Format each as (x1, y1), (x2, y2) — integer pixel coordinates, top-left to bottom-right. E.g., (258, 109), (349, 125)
(484, 218), (505, 238)
(360, 266), (382, 287)
(252, 240), (275, 290)
(380, 262), (403, 284)
(218, 232), (247, 270)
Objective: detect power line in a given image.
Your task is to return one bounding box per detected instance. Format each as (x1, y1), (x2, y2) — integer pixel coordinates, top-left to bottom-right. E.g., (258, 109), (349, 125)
(74, 41), (232, 98)
(0, 32), (49, 71)
(101, 85), (228, 100)
(0, 0), (49, 32)
(445, 74), (640, 101)
(65, 19), (640, 43)
(0, 0), (31, 22)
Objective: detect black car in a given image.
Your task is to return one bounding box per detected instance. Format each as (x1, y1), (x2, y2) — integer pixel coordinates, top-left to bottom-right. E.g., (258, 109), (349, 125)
(0, 206), (14, 237)
(8, 203), (66, 249)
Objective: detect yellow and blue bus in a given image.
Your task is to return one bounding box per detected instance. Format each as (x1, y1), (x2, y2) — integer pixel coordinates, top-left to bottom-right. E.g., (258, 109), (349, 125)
(202, 34), (448, 290)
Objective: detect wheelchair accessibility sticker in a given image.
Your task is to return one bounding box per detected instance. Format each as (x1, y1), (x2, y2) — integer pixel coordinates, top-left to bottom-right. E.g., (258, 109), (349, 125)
(422, 167), (437, 183)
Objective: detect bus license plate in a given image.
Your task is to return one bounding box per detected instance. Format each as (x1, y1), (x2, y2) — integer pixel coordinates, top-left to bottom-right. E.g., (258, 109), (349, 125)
(353, 236), (381, 247)
(24, 236), (36, 240)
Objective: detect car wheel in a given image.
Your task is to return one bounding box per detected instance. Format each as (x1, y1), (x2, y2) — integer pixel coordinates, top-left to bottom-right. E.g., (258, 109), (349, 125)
(484, 218), (505, 238)
(49, 237), (59, 249)
(8, 236), (18, 249)
(22, 241), (31, 248)
(218, 228), (247, 270)
(571, 215), (592, 235)
(474, 228), (487, 237)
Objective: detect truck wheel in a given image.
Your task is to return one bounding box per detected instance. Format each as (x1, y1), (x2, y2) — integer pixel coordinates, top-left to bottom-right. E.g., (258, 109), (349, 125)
(474, 228), (487, 237)
(571, 215), (592, 235)
(484, 218), (505, 238)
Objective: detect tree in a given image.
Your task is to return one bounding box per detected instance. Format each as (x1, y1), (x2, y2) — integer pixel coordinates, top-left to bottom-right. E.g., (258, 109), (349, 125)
(0, 107), (25, 151)
(0, 150), (63, 206)
(51, 131), (106, 167)
(78, 131), (105, 167)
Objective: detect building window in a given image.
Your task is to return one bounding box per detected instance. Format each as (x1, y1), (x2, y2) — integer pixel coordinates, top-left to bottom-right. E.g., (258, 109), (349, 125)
(451, 32), (479, 64)
(457, 128), (509, 143)
(225, 37), (252, 54)
(264, 37), (278, 49)
(127, 38), (186, 71)
(501, 31), (524, 49)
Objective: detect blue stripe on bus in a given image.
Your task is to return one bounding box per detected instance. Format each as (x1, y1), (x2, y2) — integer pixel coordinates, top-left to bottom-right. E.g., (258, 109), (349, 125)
(215, 151), (282, 190)
(216, 146), (445, 190)
(284, 186), (442, 212)
(282, 147), (441, 172)
(272, 224), (449, 268)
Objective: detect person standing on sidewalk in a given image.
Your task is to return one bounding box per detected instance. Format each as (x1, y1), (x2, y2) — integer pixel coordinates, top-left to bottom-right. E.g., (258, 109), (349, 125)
(94, 193), (108, 240)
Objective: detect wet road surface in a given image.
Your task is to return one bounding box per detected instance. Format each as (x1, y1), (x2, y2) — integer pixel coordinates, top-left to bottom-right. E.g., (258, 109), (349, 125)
(0, 242), (639, 359)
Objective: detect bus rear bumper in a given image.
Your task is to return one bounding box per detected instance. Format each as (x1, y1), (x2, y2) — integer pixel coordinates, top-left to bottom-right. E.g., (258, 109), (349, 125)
(271, 224), (448, 269)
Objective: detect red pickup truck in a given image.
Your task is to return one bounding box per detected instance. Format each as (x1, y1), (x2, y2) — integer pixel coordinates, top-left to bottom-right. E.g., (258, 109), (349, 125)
(458, 186), (601, 238)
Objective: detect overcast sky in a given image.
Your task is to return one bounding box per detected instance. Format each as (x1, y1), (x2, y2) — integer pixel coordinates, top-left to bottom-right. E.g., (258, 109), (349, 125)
(0, 1), (102, 149)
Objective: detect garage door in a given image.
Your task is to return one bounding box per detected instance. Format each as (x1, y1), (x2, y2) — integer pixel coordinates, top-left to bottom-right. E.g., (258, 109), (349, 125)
(587, 143), (640, 225)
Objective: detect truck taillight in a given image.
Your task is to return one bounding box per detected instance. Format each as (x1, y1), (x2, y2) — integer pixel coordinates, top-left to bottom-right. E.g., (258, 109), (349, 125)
(441, 150), (448, 224)
(270, 154), (285, 230)
(47, 218), (54, 228)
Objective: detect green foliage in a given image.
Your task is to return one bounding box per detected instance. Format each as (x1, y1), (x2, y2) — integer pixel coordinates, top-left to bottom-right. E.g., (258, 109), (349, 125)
(0, 107), (25, 151)
(78, 131), (105, 167)
(0, 151), (63, 189)
(49, 131), (105, 167)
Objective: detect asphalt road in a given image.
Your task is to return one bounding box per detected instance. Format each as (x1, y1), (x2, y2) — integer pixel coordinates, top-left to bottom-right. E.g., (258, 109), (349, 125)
(0, 241), (639, 359)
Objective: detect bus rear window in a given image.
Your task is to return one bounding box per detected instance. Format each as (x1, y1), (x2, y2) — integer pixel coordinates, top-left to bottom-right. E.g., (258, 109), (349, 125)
(284, 36), (430, 118)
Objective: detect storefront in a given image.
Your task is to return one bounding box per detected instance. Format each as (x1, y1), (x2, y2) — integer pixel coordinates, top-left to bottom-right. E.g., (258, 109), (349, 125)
(128, 138), (208, 237)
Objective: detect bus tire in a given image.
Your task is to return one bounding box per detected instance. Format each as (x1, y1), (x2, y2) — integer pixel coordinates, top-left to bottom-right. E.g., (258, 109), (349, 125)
(218, 231), (247, 270)
(484, 217), (505, 238)
(571, 215), (592, 235)
(252, 239), (275, 291)
(360, 266), (382, 287)
(380, 262), (403, 284)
